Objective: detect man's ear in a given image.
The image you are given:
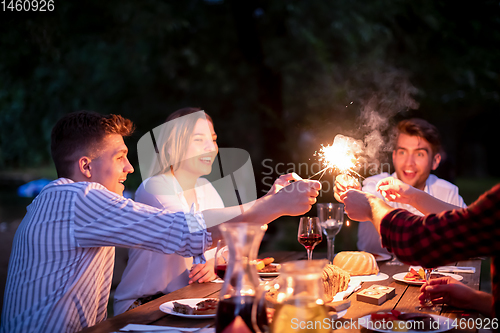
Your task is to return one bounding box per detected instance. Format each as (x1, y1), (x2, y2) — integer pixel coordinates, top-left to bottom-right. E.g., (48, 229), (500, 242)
(78, 157), (93, 178)
(431, 153), (442, 170)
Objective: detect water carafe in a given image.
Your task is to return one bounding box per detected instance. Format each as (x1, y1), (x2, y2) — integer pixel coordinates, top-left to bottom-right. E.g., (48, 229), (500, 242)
(271, 260), (329, 333)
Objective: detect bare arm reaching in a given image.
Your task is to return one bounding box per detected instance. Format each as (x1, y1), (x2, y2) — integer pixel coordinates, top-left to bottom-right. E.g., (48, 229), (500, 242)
(375, 177), (463, 214)
(204, 174), (321, 229)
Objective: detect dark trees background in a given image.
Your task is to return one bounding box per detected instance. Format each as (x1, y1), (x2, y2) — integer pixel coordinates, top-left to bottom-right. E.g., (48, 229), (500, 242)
(1, 0), (499, 312)
(1, 0), (499, 194)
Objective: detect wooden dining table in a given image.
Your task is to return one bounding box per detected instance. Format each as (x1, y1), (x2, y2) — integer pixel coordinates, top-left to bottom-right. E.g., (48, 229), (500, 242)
(79, 251), (485, 333)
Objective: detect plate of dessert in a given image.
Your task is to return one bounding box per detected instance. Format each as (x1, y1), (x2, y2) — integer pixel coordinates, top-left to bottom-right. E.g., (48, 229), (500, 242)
(358, 310), (451, 333)
(393, 267), (463, 286)
(257, 257), (280, 277)
(159, 298), (218, 318)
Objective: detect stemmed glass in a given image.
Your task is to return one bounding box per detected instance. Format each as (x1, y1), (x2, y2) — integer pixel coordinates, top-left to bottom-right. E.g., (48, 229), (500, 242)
(297, 217), (322, 261)
(213, 239), (228, 280)
(418, 267), (438, 311)
(317, 203), (344, 264)
(386, 255), (404, 266)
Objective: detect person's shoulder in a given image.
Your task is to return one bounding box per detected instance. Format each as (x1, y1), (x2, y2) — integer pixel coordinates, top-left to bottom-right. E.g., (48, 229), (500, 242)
(197, 177), (215, 188)
(144, 174), (171, 186)
(197, 177), (224, 208)
(41, 177), (72, 190)
(197, 177), (221, 196)
(44, 178), (106, 193)
(139, 174), (176, 196)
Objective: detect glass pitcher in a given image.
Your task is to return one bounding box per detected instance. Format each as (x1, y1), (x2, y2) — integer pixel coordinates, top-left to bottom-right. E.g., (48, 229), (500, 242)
(215, 222), (269, 333)
(271, 260), (329, 333)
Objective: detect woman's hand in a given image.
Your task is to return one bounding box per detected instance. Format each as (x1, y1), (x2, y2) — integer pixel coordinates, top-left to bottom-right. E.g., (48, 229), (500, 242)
(266, 172), (303, 195)
(274, 177), (321, 216)
(189, 258), (217, 284)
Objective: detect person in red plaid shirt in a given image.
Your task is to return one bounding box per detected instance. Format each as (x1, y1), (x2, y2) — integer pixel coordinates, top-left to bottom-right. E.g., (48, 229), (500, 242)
(336, 176), (498, 319)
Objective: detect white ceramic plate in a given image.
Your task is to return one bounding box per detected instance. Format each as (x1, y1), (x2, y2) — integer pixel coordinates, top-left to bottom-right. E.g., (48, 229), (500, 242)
(258, 263), (280, 277)
(159, 298), (217, 319)
(358, 313), (453, 333)
(350, 272), (390, 283)
(392, 272), (463, 285)
(370, 253), (392, 262)
(334, 309), (348, 320)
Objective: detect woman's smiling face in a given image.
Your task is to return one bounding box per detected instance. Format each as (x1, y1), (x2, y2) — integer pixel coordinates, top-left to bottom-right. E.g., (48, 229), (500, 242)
(177, 118), (218, 178)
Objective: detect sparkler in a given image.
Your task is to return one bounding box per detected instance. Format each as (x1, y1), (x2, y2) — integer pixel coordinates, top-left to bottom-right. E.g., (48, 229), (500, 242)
(310, 135), (365, 181)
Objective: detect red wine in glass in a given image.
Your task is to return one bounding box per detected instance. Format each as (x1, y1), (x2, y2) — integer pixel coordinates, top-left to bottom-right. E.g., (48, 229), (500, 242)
(298, 233), (322, 250)
(215, 295), (268, 333)
(297, 217), (323, 260)
(215, 264), (227, 280)
(214, 239), (228, 280)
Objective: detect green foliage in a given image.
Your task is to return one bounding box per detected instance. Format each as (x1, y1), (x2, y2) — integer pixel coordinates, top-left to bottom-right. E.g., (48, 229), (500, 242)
(1, 0), (499, 182)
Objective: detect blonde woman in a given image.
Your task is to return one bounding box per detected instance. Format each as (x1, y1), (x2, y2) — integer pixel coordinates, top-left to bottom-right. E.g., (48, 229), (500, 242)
(113, 108), (322, 314)
(113, 108), (223, 314)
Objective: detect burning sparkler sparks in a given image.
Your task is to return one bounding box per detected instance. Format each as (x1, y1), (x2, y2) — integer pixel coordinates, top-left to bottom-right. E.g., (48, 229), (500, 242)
(311, 134), (365, 180)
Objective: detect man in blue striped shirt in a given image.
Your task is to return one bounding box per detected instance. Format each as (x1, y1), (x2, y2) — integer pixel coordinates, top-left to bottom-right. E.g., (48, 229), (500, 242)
(1, 111), (321, 333)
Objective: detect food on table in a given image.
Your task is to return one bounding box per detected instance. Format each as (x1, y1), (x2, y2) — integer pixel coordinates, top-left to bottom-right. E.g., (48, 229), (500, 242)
(256, 257), (278, 272)
(403, 268), (446, 282)
(172, 298), (218, 315)
(265, 264), (350, 304)
(370, 309), (401, 321)
(322, 264), (351, 302)
(398, 313), (438, 331)
(404, 268), (425, 282)
(332, 251), (380, 276)
(370, 311), (439, 331)
(259, 265), (279, 273)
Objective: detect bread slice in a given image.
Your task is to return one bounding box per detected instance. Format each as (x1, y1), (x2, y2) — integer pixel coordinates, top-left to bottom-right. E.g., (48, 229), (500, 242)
(322, 264), (351, 302)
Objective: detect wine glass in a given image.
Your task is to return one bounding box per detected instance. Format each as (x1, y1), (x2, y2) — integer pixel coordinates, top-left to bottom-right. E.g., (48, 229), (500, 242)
(297, 217), (322, 261)
(418, 267), (439, 311)
(214, 239), (228, 280)
(316, 203), (344, 264)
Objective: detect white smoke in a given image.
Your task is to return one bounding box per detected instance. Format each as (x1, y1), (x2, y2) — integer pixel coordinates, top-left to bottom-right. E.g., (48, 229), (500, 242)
(351, 68), (420, 174)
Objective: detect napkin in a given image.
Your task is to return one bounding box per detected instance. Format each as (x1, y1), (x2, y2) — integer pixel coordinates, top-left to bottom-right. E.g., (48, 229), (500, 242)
(119, 324), (213, 332)
(410, 265), (475, 274)
(434, 266), (475, 274)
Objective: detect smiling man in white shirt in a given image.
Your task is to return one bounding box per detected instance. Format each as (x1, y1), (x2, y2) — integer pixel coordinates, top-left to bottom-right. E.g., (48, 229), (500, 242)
(1, 111), (321, 333)
(337, 118), (466, 255)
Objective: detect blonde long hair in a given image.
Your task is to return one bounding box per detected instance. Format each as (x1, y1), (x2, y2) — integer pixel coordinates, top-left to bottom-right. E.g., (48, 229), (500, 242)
(155, 107), (214, 175)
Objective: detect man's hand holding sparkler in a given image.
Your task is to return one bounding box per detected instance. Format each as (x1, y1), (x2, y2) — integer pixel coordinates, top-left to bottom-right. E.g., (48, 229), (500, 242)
(375, 177), (415, 205)
(338, 189), (395, 233)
